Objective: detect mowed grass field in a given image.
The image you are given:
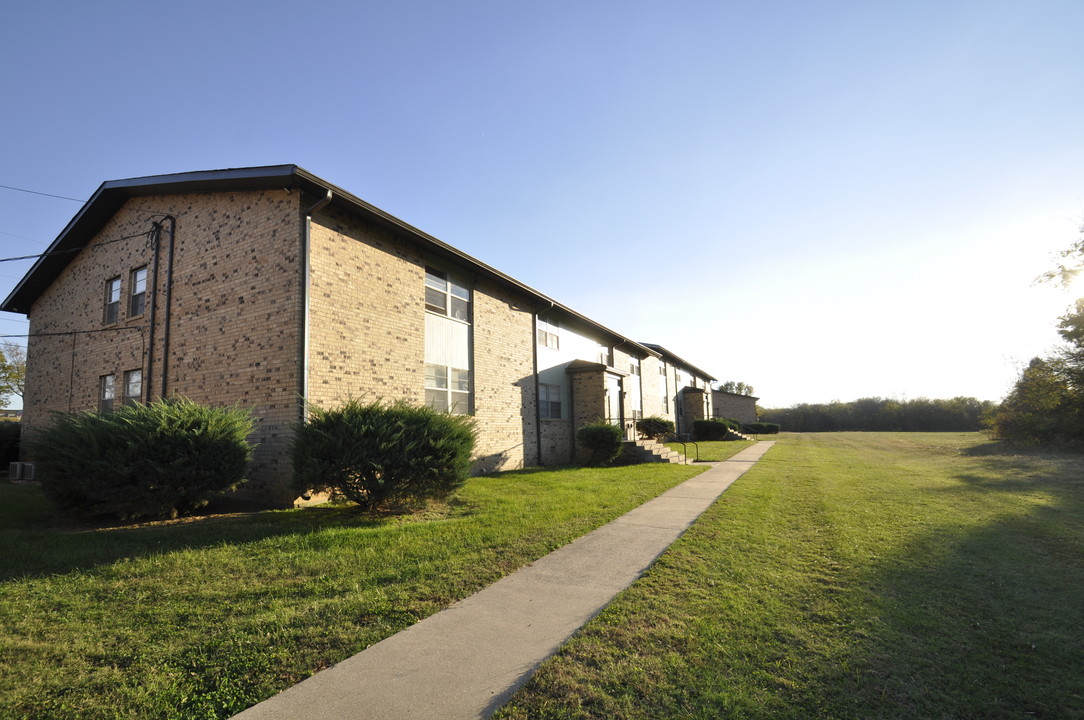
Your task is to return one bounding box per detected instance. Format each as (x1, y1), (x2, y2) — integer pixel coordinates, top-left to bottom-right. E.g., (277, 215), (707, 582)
(0, 462), (714, 720)
(495, 433), (1084, 719)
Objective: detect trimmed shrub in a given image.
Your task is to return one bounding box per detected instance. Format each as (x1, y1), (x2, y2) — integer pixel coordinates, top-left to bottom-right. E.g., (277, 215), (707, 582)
(742, 422), (780, 435)
(576, 420), (624, 466)
(693, 419), (732, 441)
(636, 416), (675, 440)
(292, 399), (477, 511)
(29, 398), (255, 520)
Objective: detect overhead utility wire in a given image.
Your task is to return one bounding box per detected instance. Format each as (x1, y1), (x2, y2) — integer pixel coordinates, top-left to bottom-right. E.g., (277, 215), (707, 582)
(0, 229), (153, 264)
(0, 183), (85, 203)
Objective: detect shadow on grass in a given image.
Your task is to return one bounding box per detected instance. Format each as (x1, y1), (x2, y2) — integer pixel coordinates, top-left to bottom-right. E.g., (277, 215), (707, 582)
(805, 456), (1084, 718)
(0, 482), (477, 582)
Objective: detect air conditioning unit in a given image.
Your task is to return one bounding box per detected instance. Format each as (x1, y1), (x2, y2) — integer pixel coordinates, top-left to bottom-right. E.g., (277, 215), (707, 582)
(8, 462), (35, 481)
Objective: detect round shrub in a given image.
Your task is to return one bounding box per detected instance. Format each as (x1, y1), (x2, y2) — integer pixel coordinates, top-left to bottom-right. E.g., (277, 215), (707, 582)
(292, 399), (477, 511)
(694, 419), (735, 440)
(29, 398), (255, 521)
(576, 420), (624, 466)
(636, 416), (674, 440)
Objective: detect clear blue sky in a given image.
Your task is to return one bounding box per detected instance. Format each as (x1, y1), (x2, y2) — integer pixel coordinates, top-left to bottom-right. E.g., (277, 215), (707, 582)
(2, 0), (1083, 408)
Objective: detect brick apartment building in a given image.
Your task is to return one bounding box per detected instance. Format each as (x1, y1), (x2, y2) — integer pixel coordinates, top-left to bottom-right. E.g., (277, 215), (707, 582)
(1, 166), (717, 506)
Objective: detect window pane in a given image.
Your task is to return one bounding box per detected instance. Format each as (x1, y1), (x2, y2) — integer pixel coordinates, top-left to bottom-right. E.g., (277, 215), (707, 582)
(450, 281), (469, 300)
(425, 269), (447, 291)
(132, 267), (147, 294)
(425, 388), (448, 412)
(452, 368), (470, 391)
(449, 391), (469, 413)
(425, 364), (447, 389)
(124, 370), (142, 404)
(450, 297), (469, 322)
(107, 278), (121, 303)
(425, 287), (446, 314)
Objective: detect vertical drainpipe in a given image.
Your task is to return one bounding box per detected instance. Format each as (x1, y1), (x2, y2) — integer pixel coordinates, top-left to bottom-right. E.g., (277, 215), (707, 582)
(301, 189), (333, 422)
(158, 216), (177, 398)
(532, 310), (542, 466)
(144, 221), (162, 401)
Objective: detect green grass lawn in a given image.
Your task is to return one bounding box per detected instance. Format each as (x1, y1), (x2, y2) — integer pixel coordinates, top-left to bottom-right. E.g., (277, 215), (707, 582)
(495, 432), (1084, 720)
(665, 439), (757, 462)
(0, 463), (708, 720)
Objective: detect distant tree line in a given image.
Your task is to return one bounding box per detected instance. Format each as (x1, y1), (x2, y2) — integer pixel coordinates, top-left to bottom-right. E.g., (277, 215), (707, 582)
(760, 397), (994, 433)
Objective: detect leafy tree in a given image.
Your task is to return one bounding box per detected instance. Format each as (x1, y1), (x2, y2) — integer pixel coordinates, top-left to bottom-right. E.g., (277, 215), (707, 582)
(717, 380), (755, 396)
(990, 358), (1079, 443)
(0, 341), (25, 408)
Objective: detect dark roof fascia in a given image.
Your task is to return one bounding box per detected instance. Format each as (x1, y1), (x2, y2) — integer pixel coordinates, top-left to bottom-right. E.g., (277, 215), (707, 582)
(1, 165), (302, 314)
(1, 165), (659, 360)
(295, 168), (657, 357)
(713, 389), (760, 401)
(640, 343), (717, 382)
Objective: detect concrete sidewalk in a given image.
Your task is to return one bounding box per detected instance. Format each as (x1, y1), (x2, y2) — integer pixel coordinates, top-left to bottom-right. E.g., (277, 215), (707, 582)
(233, 441), (775, 720)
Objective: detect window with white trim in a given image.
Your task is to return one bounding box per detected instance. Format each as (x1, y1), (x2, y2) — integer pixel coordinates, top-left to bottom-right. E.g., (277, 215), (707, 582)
(539, 383), (562, 419)
(425, 363), (470, 414)
(537, 317), (560, 350)
(129, 266), (147, 317)
(123, 369), (142, 406)
(425, 267), (470, 322)
(103, 277), (121, 325)
(99, 374), (115, 413)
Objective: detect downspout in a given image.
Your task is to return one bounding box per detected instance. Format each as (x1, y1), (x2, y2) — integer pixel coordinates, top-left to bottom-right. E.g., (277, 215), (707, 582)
(301, 190), (333, 421)
(534, 302), (554, 465)
(145, 220), (163, 401)
(158, 216), (177, 398)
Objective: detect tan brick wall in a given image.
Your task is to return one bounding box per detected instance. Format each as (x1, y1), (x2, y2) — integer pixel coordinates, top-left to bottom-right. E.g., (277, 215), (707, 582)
(471, 277), (537, 471)
(307, 206), (539, 473)
(306, 205), (425, 408)
(25, 190), (304, 505)
(713, 391), (757, 424)
(539, 419), (573, 464)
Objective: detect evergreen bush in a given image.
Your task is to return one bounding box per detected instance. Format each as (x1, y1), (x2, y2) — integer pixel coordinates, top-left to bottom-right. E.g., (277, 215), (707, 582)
(292, 399), (477, 511)
(576, 420), (624, 466)
(742, 422), (779, 434)
(29, 398), (255, 520)
(694, 418), (740, 440)
(636, 416), (675, 440)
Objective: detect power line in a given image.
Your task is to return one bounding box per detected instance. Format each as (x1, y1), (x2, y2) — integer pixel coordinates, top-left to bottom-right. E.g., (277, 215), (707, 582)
(0, 183), (85, 203)
(0, 229), (152, 264)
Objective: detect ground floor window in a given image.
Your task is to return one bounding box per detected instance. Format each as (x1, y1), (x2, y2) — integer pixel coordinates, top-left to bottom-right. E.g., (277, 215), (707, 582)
(99, 374), (115, 413)
(539, 383), (562, 419)
(123, 369), (142, 406)
(425, 363), (470, 414)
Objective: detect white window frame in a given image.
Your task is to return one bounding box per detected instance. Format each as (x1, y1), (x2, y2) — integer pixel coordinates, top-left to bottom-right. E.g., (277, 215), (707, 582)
(103, 277), (121, 325)
(99, 374), (115, 413)
(539, 383), (562, 419)
(123, 369), (142, 406)
(425, 363), (470, 414)
(129, 266), (147, 317)
(537, 317), (560, 350)
(425, 267), (470, 323)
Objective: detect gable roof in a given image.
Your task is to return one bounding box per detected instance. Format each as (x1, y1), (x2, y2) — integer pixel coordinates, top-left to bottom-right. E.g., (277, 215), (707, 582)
(1, 165), (661, 359)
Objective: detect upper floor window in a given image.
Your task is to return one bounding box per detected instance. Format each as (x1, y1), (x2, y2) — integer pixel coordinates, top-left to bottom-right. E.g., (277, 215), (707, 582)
(103, 277), (121, 325)
(537, 317), (559, 350)
(539, 383), (562, 419)
(123, 369), (142, 406)
(425, 267), (470, 322)
(129, 266), (147, 317)
(99, 374), (115, 413)
(598, 345), (612, 366)
(630, 358), (641, 376)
